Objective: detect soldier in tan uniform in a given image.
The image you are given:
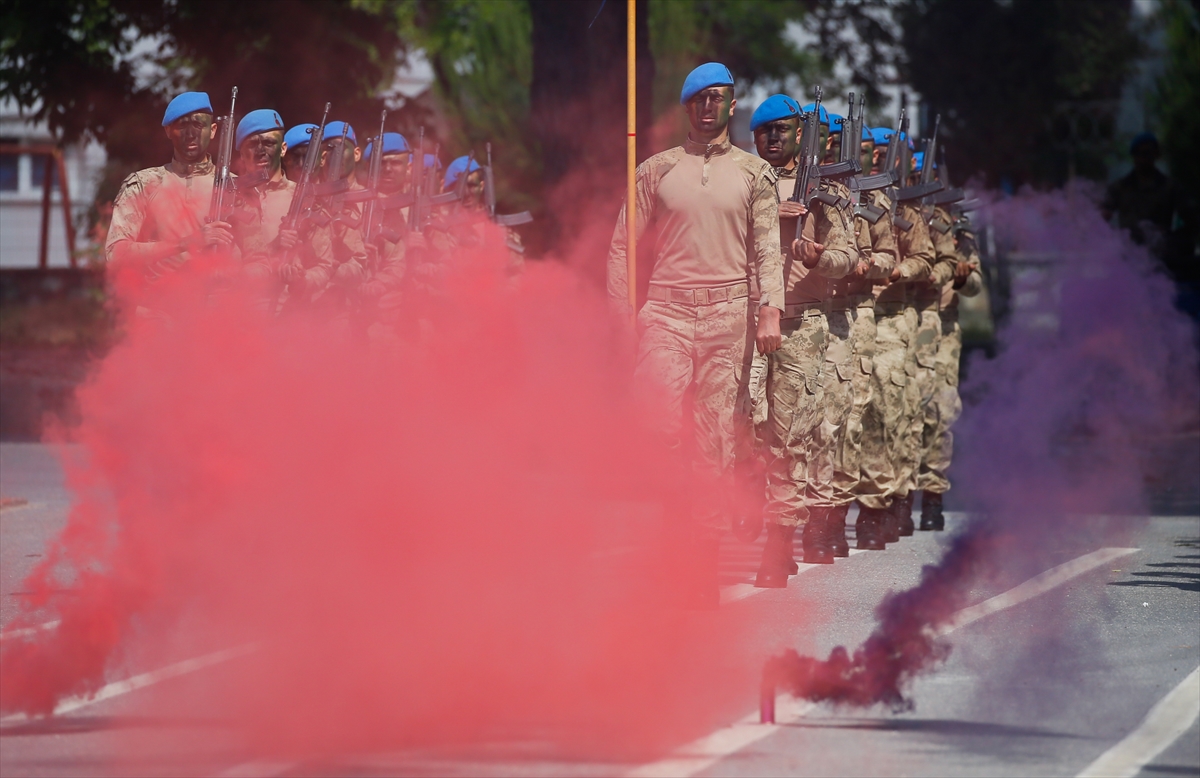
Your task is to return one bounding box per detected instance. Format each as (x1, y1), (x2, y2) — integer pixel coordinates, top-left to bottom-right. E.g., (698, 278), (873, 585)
(917, 209), (983, 530)
(746, 96), (855, 586)
(854, 129), (936, 549)
(358, 132), (416, 335)
(105, 92), (234, 282)
(607, 63), (784, 607)
(827, 126), (897, 555)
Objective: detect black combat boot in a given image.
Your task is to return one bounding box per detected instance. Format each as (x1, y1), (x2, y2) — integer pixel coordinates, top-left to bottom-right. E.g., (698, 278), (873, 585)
(802, 508), (836, 564)
(895, 492), (915, 536)
(881, 501), (901, 544)
(826, 504), (851, 557)
(855, 506), (887, 550)
(755, 524), (796, 588)
(920, 490), (945, 531)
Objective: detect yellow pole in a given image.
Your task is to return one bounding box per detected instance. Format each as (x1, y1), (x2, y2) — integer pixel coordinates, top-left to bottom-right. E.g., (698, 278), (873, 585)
(626, 0), (637, 319)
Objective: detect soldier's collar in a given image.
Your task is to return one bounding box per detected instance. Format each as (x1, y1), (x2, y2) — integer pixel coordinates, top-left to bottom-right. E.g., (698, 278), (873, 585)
(167, 157), (215, 178)
(774, 164), (798, 178)
(684, 136), (731, 157)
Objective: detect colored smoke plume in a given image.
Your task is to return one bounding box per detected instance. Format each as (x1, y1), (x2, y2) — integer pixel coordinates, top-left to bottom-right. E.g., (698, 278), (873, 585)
(0, 217), (760, 756)
(767, 184), (1199, 710)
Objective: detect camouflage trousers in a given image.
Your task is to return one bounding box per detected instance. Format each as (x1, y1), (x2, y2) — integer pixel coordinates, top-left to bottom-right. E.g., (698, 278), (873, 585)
(898, 305), (942, 497)
(634, 297), (755, 531)
(760, 308), (829, 528)
(917, 313), (963, 494)
(830, 300), (878, 505)
(856, 301), (914, 510)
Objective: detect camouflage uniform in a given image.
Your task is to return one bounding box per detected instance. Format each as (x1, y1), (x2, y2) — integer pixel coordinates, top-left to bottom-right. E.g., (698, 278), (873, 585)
(758, 170), (855, 529)
(229, 175), (297, 312)
(856, 197), (935, 511)
(608, 136), (784, 530)
(917, 212), (983, 494)
(828, 188), (897, 506)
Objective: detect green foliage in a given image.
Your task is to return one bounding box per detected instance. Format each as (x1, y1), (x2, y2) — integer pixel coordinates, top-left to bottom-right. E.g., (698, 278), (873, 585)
(1154, 0), (1200, 194)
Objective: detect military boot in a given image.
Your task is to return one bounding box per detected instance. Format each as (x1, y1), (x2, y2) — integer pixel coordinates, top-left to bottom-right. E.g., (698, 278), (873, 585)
(895, 492), (915, 536)
(826, 504), (851, 557)
(802, 508), (836, 564)
(881, 501), (901, 544)
(755, 524), (796, 588)
(920, 490), (945, 531)
(855, 505), (887, 550)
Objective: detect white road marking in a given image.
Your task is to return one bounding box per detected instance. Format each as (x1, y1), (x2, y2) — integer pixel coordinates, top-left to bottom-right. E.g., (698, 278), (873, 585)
(0, 643), (258, 725)
(721, 549), (868, 604)
(1076, 665), (1200, 778)
(0, 619), (61, 642)
(630, 546), (1141, 778)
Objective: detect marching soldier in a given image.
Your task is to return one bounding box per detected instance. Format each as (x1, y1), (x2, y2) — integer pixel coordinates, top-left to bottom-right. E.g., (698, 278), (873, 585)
(105, 92), (234, 280)
(607, 63), (785, 606)
(358, 132), (415, 333)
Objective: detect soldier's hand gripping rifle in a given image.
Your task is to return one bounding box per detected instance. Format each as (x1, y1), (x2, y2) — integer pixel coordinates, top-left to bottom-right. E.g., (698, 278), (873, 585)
(208, 87), (238, 225)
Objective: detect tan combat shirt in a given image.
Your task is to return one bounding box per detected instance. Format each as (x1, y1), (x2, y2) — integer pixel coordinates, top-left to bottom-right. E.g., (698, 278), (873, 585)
(105, 158), (215, 276)
(877, 200), (936, 304)
(232, 175), (297, 267)
(773, 168), (855, 306)
(607, 136), (785, 315)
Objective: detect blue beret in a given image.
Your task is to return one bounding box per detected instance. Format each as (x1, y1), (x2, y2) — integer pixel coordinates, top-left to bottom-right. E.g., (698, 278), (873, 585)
(870, 127), (910, 146)
(749, 94), (801, 132)
(911, 151), (937, 172)
(363, 132), (411, 160)
(444, 155), (482, 189)
(828, 113), (846, 133)
(323, 121), (357, 145)
(162, 92), (213, 127)
(235, 109), (285, 150)
(800, 103), (830, 126)
(424, 153), (441, 170)
(862, 125), (872, 141)
(284, 124), (318, 149)
(1130, 131), (1158, 154)
(680, 62), (735, 104)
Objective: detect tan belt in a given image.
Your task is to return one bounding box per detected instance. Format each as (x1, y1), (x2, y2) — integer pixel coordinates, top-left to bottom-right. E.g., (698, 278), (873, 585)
(781, 300), (827, 320)
(828, 294), (874, 312)
(647, 283), (749, 306)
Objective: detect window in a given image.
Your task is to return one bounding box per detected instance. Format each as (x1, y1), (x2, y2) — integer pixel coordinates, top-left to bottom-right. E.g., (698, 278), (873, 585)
(29, 154), (59, 191)
(0, 155), (16, 191)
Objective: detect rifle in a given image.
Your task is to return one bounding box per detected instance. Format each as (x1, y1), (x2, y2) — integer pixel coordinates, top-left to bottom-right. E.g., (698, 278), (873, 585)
(282, 103), (330, 236)
(895, 112), (944, 202)
(408, 127), (425, 232)
(790, 86), (845, 250)
(927, 147), (965, 207)
(208, 87), (238, 224)
(818, 91), (859, 183)
(483, 142), (533, 227)
(321, 122), (353, 227)
(844, 93), (865, 209)
(362, 110), (388, 244)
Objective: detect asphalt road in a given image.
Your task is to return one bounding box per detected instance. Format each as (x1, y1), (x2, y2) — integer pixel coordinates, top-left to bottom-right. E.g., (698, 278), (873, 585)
(1, 442), (1197, 777)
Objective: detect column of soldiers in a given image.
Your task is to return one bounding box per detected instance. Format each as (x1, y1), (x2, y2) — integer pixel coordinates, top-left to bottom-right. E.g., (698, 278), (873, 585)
(105, 90), (528, 334)
(607, 64), (982, 605)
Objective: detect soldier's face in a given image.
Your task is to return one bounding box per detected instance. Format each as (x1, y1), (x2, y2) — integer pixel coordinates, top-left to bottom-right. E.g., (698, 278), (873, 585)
(872, 144), (887, 174)
(753, 118), (800, 167)
(239, 130), (284, 175)
(378, 152), (410, 193)
(825, 133), (841, 164)
(165, 112), (216, 164)
(321, 138), (361, 181)
(283, 144), (308, 180)
(686, 87), (735, 136)
(861, 140), (874, 173)
(797, 124), (830, 161)
(464, 169), (485, 205)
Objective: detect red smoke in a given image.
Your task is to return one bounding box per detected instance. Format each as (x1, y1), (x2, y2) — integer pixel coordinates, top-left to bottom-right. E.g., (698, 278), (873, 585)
(0, 218), (758, 757)
(765, 184), (1199, 711)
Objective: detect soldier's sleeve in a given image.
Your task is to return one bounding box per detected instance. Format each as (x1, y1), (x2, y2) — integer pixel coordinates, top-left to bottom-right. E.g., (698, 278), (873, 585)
(927, 207), (959, 287)
(749, 169), (785, 309)
(104, 173), (149, 264)
(954, 225), (984, 298)
(866, 194), (898, 279)
(607, 159), (660, 317)
(812, 197), (854, 279)
(895, 203), (934, 282)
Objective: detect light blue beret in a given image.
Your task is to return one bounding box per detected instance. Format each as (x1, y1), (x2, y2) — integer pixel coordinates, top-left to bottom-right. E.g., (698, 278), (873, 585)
(162, 92), (213, 127)
(680, 62), (735, 104)
(800, 103), (831, 126)
(284, 124), (319, 149)
(828, 113), (846, 133)
(424, 153), (440, 170)
(444, 155), (481, 189)
(912, 151), (924, 172)
(235, 109), (285, 150)
(749, 94), (801, 132)
(363, 132), (411, 160)
(323, 121), (357, 145)
(871, 127), (910, 146)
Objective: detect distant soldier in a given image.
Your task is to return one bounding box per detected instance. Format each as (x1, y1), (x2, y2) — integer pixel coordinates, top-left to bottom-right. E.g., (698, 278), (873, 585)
(854, 129), (935, 549)
(748, 95), (856, 587)
(281, 123), (318, 182)
(1102, 133), (1182, 258)
(105, 92), (234, 279)
(916, 208), (982, 530)
(827, 123), (897, 555)
(228, 109), (294, 308)
(607, 63), (784, 606)
(358, 132), (415, 327)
